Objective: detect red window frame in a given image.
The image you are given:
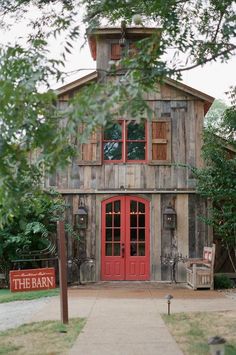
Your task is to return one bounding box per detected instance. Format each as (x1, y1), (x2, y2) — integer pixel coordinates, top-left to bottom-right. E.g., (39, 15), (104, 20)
(103, 120), (147, 163)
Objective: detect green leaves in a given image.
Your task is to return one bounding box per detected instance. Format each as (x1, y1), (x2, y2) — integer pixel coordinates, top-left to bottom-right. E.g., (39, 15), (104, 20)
(25, 222), (49, 238)
(0, 189), (78, 278)
(194, 108), (236, 259)
(0, 42), (77, 223)
(84, 0), (236, 75)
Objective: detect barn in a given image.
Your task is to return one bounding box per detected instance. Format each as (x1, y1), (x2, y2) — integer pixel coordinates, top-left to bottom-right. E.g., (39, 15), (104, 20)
(47, 26), (214, 283)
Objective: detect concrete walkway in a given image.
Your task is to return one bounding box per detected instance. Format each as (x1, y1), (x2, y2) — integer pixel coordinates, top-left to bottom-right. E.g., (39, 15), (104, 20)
(69, 297), (183, 355)
(28, 282), (236, 355)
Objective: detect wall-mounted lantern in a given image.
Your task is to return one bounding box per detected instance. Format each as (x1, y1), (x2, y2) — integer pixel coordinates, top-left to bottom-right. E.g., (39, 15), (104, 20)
(75, 206), (88, 229)
(163, 204), (177, 230)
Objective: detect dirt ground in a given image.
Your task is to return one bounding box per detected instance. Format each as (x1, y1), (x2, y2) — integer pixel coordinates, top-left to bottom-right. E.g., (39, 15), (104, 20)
(68, 281), (234, 299)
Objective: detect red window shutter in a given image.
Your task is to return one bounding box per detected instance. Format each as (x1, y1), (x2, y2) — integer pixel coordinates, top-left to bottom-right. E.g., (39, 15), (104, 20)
(77, 126), (102, 165)
(149, 121), (171, 164)
(111, 43), (121, 60)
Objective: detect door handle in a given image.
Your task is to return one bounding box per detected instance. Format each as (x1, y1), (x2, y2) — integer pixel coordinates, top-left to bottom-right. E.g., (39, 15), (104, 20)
(121, 243), (125, 258)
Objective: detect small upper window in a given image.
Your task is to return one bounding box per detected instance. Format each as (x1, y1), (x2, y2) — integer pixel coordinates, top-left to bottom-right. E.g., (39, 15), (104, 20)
(103, 120), (146, 163)
(110, 41), (139, 61)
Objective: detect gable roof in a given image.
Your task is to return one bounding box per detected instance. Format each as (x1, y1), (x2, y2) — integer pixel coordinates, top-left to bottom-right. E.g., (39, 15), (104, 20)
(57, 71), (214, 114)
(57, 72), (97, 97)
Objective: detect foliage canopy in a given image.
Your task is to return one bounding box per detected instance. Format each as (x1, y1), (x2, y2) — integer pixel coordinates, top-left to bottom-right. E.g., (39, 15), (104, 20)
(0, 0), (235, 224)
(194, 90), (236, 270)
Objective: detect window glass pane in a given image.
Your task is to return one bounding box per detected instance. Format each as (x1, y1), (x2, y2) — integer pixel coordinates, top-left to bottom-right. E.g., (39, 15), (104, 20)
(104, 122), (122, 140)
(106, 229), (112, 241)
(130, 242), (137, 256)
(106, 203), (112, 213)
(106, 214), (112, 227)
(139, 214), (145, 227)
(131, 229), (137, 241)
(130, 215), (137, 227)
(127, 142), (145, 160)
(114, 229), (120, 241)
(114, 200), (120, 213)
(139, 243), (145, 256)
(105, 243), (112, 256)
(114, 214), (120, 227)
(139, 229), (145, 241)
(104, 142), (122, 160)
(138, 202), (145, 213)
(127, 121), (145, 140)
(130, 200), (137, 213)
(114, 243), (120, 256)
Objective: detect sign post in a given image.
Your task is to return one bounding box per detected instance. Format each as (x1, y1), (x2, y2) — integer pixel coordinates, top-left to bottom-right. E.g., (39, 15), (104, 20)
(57, 220), (69, 324)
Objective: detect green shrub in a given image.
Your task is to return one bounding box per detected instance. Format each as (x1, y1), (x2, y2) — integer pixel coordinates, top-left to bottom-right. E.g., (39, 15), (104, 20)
(0, 189), (78, 284)
(214, 274), (234, 289)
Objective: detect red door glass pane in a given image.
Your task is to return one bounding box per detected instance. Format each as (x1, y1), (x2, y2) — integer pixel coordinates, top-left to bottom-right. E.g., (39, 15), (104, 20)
(130, 201), (146, 257)
(105, 201), (121, 256)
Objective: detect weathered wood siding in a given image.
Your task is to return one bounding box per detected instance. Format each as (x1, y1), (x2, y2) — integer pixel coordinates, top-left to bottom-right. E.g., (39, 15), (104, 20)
(47, 84), (205, 192)
(63, 193), (209, 282)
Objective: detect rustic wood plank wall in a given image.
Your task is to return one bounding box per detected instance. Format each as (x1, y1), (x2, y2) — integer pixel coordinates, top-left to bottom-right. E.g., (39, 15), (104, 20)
(151, 194), (162, 280)
(176, 194), (189, 282)
(160, 194), (175, 281)
(62, 192), (209, 283)
(188, 194), (211, 258)
(47, 89), (205, 192)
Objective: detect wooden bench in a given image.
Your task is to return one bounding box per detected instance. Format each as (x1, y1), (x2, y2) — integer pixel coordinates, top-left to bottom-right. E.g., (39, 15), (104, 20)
(186, 244), (215, 290)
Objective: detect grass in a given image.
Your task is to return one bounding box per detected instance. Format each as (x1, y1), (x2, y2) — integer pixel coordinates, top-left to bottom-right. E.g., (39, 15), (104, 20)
(0, 318), (86, 354)
(0, 288), (59, 303)
(162, 311), (236, 355)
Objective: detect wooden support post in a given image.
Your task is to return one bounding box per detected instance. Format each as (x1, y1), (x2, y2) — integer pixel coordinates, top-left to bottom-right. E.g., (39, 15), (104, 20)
(57, 220), (69, 324)
(193, 263), (197, 291)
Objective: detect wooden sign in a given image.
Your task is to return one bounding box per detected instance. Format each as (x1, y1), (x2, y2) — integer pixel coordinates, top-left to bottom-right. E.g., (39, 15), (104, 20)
(10, 267), (56, 292)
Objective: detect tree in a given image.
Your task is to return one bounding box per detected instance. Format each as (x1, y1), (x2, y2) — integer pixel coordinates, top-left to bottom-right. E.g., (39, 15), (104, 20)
(194, 89), (236, 271)
(204, 99), (228, 128)
(0, 0), (235, 223)
(0, 189), (78, 283)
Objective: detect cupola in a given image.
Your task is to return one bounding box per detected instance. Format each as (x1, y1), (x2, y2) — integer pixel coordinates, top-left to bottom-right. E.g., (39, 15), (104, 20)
(87, 25), (161, 79)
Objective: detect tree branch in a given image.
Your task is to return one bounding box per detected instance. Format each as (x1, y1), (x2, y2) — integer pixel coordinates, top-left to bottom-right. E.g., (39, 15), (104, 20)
(212, 12), (224, 43)
(176, 44), (236, 73)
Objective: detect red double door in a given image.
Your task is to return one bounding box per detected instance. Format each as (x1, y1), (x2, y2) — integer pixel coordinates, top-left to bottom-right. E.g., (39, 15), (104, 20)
(101, 196), (150, 281)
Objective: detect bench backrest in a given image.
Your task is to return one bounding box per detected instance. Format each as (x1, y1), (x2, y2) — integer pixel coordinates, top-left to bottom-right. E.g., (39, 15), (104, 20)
(203, 244), (215, 269)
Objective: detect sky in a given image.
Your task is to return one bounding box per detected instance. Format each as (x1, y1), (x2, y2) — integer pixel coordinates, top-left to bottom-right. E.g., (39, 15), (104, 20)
(1, 8), (236, 104)
(60, 39), (236, 103)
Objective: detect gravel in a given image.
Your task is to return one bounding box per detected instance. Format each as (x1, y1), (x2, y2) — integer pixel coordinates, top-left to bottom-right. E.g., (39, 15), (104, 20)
(0, 297), (55, 332)
(223, 289), (236, 300)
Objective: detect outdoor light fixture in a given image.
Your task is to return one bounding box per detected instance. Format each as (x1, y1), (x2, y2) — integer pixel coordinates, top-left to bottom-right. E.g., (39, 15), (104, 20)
(208, 336), (226, 355)
(165, 294), (173, 315)
(163, 204), (177, 229)
(75, 205), (88, 229)
(119, 37), (126, 47)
